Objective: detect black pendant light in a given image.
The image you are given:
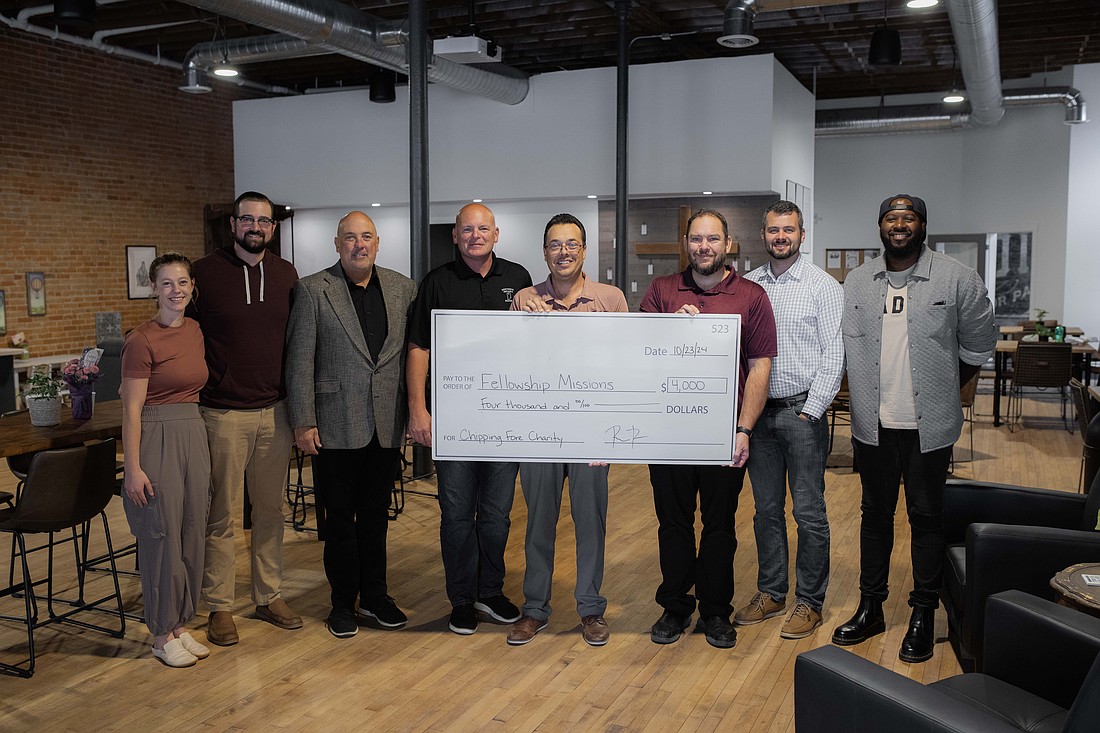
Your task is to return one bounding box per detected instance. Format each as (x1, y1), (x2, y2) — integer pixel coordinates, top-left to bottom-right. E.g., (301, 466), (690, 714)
(54, 0), (97, 27)
(370, 67), (397, 103)
(868, 1), (902, 66)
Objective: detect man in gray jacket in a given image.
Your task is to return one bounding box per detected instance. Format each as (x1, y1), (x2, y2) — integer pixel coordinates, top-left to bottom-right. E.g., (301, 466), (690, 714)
(831, 194), (996, 664)
(285, 211), (416, 639)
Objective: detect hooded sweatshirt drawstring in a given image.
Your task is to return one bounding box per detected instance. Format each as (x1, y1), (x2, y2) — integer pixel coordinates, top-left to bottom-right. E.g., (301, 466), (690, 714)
(242, 261), (266, 305)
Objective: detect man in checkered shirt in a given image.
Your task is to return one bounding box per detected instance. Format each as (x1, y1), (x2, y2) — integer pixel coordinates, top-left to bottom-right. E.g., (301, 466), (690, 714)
(737, 200), (844, 641)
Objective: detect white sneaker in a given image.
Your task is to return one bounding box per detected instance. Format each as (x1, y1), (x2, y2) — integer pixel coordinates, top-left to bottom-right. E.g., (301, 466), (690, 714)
(152, 638), (198, 668)
(177, 631), (211, 659)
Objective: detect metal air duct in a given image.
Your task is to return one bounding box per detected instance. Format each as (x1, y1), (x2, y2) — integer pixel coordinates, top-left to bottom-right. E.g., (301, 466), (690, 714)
(178, 0), (529, 104)
(717, 0), (759, 49)
(180, 33), (331, 93)
(816, 88), (1088, 137)
(945, 0), (1003, 126)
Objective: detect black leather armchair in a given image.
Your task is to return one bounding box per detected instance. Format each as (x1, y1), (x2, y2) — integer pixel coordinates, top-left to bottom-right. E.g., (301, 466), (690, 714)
(794, 590), (1100, 733)
(940, 472), (1100, 672)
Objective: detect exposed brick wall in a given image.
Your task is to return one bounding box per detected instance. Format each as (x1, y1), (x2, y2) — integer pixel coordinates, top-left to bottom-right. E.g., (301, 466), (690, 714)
(0, 27), (241, 356)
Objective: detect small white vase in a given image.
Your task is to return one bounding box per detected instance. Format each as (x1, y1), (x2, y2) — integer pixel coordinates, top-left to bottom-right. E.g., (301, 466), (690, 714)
(26, 395), (61, 427)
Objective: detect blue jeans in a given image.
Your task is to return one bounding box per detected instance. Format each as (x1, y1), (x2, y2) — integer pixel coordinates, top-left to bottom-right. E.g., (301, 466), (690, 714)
(746, 401), (830, 611)
(435, 460), (519, 607)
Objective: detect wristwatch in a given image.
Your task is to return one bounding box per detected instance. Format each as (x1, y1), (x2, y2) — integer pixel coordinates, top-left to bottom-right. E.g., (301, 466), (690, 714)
(735, 426), (753, 438)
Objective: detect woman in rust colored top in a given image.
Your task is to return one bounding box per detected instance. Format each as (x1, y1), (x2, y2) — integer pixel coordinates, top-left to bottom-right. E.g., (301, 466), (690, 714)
(121, 252), (211, 668)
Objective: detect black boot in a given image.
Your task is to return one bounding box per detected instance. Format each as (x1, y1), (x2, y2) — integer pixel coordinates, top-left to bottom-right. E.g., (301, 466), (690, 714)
(899, 606), (936, 663)
(831, 595), (885, 646)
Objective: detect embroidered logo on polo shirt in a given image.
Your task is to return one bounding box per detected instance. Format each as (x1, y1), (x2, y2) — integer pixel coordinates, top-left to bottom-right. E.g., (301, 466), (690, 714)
(502, 287), (515, 303)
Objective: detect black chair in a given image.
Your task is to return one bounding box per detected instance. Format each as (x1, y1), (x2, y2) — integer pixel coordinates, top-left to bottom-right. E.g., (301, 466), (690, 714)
(940, 471), (1100, 672)
(951, 373), (980, 471)
(0, 439), (126, 678)
(285, 447), (317, 533)
(794, 590), (1100, 733)
(1071, 378), (1098, 491)
(1008, 342), (1073, 432)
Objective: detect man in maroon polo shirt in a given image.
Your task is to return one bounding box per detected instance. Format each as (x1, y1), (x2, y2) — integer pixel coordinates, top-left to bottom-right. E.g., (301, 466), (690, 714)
(639, 208), (777, 650)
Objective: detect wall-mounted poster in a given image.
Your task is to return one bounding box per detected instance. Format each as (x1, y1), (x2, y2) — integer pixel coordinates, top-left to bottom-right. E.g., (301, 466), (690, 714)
(26, 272), (46, 316)
(127, 245), (157, 299)
(0, 289), (6, 336)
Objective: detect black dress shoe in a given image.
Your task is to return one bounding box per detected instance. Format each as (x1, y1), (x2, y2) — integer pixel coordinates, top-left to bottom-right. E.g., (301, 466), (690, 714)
(695, 615), (737, 649)
(831, 595), (885, 646)
(650, 610), (691, 644)
(899, 606), (936, 663)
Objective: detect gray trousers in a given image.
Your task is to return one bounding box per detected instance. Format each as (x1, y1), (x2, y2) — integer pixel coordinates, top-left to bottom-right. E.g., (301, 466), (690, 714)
(123, 403), (211, 636)
(519, 462), (608, 620)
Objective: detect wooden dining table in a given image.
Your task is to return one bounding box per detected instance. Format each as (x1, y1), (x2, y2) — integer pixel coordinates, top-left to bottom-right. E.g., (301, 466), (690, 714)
(0, 400), (123, 459)
(992, 340), (1097, 427)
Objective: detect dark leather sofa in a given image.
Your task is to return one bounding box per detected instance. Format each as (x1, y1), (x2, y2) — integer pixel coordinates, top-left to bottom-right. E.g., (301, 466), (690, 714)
(940, 472), (1100, 671)
(794, 590), (1100, 732)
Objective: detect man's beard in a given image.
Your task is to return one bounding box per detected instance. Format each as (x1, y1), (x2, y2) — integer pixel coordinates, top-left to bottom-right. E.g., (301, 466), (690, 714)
(690, 250), (726, 277)
(879, 226), (927, 261)
(766, 242), (796, 260)
(235, 231), (269, 254)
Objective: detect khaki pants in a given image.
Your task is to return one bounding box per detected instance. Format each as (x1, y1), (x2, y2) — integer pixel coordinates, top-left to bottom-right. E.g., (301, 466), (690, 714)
(200, 401), (293, 610)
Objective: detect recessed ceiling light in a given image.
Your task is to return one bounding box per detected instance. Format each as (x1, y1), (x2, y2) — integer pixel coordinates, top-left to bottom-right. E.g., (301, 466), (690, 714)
(702, 191), (713, 195)
(587, 194), (597, 199)
(906, 0), (939, 8)
(472, 198), (483, 203)
(371, 202), (381, 207)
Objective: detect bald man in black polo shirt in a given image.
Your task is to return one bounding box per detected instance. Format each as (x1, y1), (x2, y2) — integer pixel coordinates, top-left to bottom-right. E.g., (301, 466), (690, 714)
(406, 203), (533, 636)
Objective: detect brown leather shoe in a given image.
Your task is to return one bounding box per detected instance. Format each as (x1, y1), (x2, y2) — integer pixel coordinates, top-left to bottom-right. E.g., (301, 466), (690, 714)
(506, 615), (547, 646)
(581, 615), (610, 646)
(780, 601), (823, 639)
(734, 591), (786, 626)
(206, 611), (239, 646)
(256, 597), (303, 630)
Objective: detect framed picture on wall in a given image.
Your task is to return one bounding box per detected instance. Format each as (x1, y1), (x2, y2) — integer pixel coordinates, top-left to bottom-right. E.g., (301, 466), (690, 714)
(127, 245), (157, 299)
(26, 272), (46, 316)
(0, 289), (7, 336)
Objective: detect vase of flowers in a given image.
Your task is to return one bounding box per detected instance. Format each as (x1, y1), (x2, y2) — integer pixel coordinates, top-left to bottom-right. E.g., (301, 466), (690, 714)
(24, 371), (62, 426)
(62, 357), (102, 420)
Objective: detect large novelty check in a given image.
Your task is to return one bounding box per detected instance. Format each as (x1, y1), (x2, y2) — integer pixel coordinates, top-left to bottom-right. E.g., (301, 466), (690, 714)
(430, 310), (740, 464)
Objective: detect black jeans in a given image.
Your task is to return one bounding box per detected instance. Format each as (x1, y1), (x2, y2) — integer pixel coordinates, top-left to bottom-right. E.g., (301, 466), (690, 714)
(853, 427), (952, 609)
(649, 463), (745, 618)
(312, 434), (400, 610)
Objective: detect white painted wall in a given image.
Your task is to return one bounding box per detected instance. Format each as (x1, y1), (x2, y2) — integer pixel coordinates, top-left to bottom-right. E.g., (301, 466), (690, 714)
(234, 55), (811, 208)
(813, 77), (1073, 322)
(1066, 63), (1100, 342)
(770, 56), (817, 252)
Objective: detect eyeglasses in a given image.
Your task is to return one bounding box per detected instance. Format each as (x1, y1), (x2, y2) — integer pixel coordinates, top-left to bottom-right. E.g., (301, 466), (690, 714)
(545, 241), (584, 253)
(236, 215), (275, 228)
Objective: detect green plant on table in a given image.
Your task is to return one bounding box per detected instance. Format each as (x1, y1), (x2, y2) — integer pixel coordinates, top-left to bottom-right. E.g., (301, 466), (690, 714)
(1033, 308), (1054, 339)
(24, 371), (62, 400)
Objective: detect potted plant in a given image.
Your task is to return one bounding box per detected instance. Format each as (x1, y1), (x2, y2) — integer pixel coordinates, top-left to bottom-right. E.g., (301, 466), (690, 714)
(1034, 309), (1055, 341)
(24, 370), (62, 426)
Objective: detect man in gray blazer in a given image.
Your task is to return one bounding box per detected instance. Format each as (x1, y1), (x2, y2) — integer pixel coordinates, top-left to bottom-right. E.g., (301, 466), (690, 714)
(285, 211), (417, 639)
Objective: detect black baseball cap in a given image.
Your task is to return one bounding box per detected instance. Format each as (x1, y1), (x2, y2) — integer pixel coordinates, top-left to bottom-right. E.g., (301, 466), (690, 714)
(878, 194), (927, 224)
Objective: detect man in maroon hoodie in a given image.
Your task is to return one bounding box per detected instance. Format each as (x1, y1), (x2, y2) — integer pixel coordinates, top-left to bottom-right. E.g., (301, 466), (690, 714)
(188, 191), (301, 646)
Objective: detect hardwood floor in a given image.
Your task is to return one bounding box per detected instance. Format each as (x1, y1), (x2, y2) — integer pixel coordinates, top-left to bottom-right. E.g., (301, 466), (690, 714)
(0, 388), (1086, 731)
